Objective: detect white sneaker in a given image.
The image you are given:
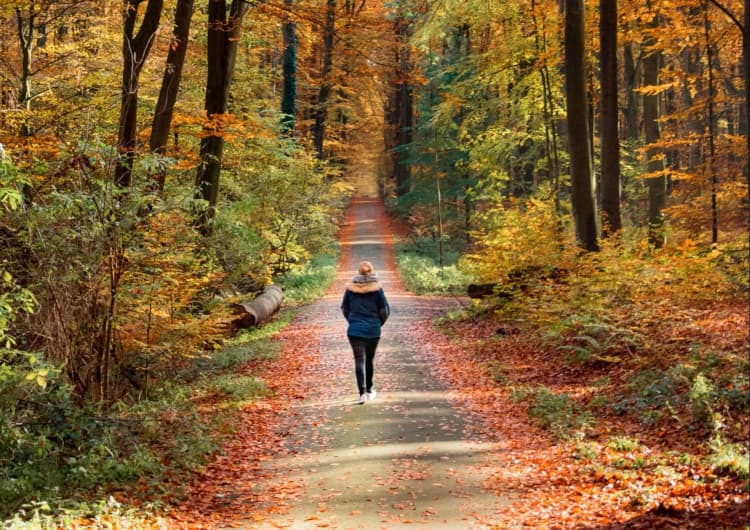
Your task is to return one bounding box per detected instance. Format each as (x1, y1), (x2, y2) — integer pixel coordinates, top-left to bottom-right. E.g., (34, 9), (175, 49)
(358, 394), (367, 405)
(367, 390), (376, 401)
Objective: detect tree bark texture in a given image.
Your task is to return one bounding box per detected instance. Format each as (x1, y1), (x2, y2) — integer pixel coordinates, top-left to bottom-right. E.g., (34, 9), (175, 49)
(115, 0), (163, 187)
(194, 0), (249, 232)
(313, 0), (335, 159)
(599, 0), (621, 236)
(280, 0), (297, 135)
(14, 5), (36, 137)
(643, 7), (666, 248)
(232, 285), (283, 328)
(564, 0), (599, 251)
(150, 0), (195, 190)
(15, 7), (33, 110)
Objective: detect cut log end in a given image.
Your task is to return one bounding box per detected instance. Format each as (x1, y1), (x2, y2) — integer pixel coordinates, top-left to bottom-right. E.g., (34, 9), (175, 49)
(232, 285), (283, 329)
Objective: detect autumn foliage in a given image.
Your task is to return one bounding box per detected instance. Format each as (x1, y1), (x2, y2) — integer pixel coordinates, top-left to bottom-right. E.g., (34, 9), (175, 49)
(0, 0), (747, 527)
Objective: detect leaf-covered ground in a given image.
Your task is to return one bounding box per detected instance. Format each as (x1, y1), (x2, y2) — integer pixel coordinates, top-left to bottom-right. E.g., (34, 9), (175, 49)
(163, 196), (748, 529)
(431, 314), (748, 529)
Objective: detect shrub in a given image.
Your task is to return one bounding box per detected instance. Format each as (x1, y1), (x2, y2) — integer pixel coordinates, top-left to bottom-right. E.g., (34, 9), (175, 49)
(522, 386), (593, 440)
(396, 254), (474, 295)
(606, 436), (641, 452)
(276, 253), (338, 303)
(708, 435), (749, 479)
(209, 375), (270, 401)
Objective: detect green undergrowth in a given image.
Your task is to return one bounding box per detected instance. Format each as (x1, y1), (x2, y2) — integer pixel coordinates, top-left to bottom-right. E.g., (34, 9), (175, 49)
(1, 254), (336, 527)
(1, 498), (167, 530)
(510, 385), (594, 440)
(275, 252), (339, 303)
(448, 233), (749, 481)
(395, 239), (475, 295)
(0, 329), (279, 526)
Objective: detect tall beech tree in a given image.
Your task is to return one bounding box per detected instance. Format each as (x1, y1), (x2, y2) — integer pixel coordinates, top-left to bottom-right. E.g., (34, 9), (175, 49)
(746, 0), (749, 193)
(622, 42), (640, 141)
(701, 0), (719, 243)
(531, 0), (562, 207)
(115, 0), (163, 187)
(387, 5), (414, 197)
(194, 0), (249, 231)
(280, 0), (297, 135)
(564, 0), (598, 251)
(643, 5), (666, 248)
(14, 1), (42, 135)
(149, 0), (195, 191)
(599, 0), (621, 236)
(313, 0), (335, 159)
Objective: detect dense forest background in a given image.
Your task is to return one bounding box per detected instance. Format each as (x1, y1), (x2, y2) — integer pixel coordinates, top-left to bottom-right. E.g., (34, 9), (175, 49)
(0, 0), (747, 525)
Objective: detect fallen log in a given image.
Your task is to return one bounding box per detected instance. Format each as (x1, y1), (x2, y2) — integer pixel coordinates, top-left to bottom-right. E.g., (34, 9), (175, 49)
(468, 267), (567, 299)
(232, 284), (283, 329)
(468, 283), (514, 299)
(468, 283), (499, 299)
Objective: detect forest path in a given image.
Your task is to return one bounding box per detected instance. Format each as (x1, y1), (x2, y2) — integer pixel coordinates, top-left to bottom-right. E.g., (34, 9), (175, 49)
(236, 195), (508, 529)
(166, 183), (750, 530)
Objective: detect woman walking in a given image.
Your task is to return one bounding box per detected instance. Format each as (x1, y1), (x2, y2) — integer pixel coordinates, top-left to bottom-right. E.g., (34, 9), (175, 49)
(341, 261), (390, 404)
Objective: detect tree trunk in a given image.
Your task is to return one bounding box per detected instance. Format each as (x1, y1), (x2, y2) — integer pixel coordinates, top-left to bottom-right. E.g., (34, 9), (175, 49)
(393, 78), (413, 196)
(702, 2), (718, 244)
(15, 6), (35, 136)
(115, 0), (163, 188)
(531, 0), (561, 206)
(744, 0), (749, 220)
(194, 0), (249, 233)
(599, 0), (621, 236)
(564, 0), (598, 251)
(623, 42), (639, 140)
(280, 0), (297, 135)
(149, 0), (194, 191)
(643, 7), (666, 248)
(15, 7), (33, 109)
(389, 12), (413, 197)
(313, 0), (335, 159)
(232, 285), (283, 329)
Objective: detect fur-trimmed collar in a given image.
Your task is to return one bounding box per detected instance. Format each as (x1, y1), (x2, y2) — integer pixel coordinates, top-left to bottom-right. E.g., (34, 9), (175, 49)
(346, 280), (382, 293)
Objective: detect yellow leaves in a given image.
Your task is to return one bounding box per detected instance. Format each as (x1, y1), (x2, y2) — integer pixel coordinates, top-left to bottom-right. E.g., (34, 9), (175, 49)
(637, 82), (675, 97)
(117, 206), (228, 357)
(466, 194), (570, 283)
(25, 367), (49, 388)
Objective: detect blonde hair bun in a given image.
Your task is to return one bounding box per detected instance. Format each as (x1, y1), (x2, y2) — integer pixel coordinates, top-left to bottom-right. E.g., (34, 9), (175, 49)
(358, 260), (374, 275)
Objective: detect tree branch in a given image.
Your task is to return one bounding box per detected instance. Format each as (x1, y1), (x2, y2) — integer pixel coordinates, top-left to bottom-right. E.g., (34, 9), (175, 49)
(707, 0), (744, 34)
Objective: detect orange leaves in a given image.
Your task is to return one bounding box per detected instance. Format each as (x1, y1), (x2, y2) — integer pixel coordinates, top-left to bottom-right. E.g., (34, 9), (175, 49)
(161, 300), (321, 528)
(154, 197), (748, 530)
(430, 297), (749, 529)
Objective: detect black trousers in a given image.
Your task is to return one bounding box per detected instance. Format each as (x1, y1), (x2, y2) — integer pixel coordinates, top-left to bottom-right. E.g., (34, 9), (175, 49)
(348, 336), (379, 395)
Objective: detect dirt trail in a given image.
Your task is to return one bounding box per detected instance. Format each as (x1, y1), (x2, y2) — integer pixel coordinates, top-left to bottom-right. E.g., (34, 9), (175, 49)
(237, 196), (507, 529)
(167, 189), (748, 530)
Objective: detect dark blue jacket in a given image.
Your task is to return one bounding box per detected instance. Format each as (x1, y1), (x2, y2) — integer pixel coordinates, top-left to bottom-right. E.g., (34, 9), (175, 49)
(341, 281), (390, 339)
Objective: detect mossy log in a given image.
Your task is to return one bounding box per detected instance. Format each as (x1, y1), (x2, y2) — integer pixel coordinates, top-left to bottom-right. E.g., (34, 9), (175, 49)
(232, 285), (283, 328)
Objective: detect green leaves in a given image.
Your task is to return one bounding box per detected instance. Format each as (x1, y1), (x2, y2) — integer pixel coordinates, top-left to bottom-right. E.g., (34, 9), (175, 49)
(0, 148), (30, 214)
(0, 157), (36, 349)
